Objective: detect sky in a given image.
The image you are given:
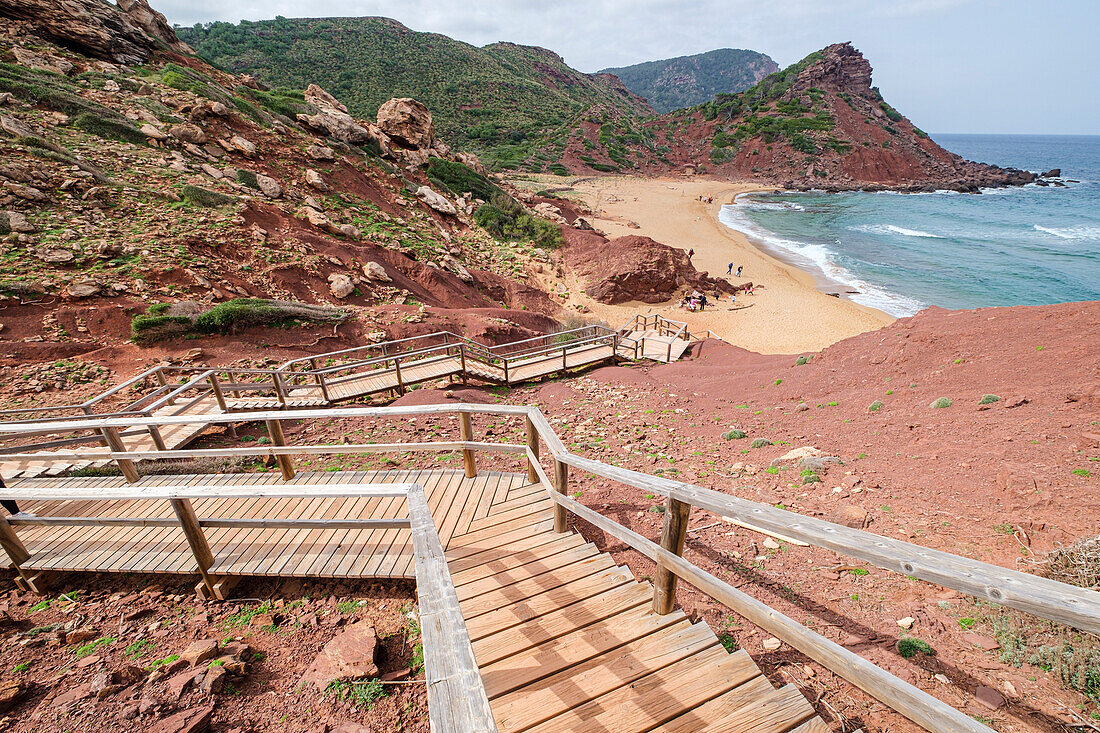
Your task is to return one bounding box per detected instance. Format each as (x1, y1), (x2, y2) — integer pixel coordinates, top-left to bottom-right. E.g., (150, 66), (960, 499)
(159, 0), (1099, 135)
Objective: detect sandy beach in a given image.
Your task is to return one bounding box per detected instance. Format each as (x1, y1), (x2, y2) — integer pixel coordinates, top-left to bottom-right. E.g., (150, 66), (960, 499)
(519, 175), (895, 354)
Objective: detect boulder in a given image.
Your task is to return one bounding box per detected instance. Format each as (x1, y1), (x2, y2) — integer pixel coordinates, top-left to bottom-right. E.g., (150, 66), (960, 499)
(416, 186), (456, 215)
(3, 211), (35, 233)
(0, 681), (27, 714)
(140, 124), (169, 141)
(533, 202), (567, 224)
(3, 181), (48, 202)
(328, 273), (355, 299)
(103, 79), (120, 92)
(208, 101), (229, 116)
(304, 83), (347, 113)
(68, 278), (102, 298)
(830, 504), (869, 529)
(297, 111), (372, 145)
(338, 224), (360, 239)
(306, 145), (336, 161)
(363, 261), (391, 283)
(169, 123), (206, 145)
(298, 622), (379, 690)
(441, 254), (473, 283)
(304, 169), (328, 191)
(179, 639), (218, 667)
(975, 685), (1005, 711)
(254, 174), (282, 199)
(377, 98), (434, 149)
(1041, 168), (1061, 178)
(229, 135), (257, 157)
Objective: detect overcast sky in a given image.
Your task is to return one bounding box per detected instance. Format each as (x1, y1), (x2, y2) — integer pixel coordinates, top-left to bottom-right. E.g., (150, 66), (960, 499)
(161, 0), (1098, 135)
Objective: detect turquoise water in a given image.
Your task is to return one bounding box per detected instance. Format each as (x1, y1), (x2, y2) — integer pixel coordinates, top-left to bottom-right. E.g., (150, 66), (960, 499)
(719, 134), (1100, 316)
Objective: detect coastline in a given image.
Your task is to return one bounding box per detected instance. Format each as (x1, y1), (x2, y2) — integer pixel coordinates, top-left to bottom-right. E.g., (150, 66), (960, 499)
(516, 175), (895, 355)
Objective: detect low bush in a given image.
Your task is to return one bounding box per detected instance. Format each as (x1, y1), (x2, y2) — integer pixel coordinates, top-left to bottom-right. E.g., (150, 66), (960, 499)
(131, 299), (347, 343)
(869, 400), (884, 412)
(896, 638), (935, 659)
(795, 355), (812, 366)
(723, 429), (748, 440)
(978, 394), (1001, 405)
(71, 113), (146, 145)
(750, 438), (772, 449)
(181, 185), (236, 207)
(426, 158), (503, 202)
(930, 397), (953, 409)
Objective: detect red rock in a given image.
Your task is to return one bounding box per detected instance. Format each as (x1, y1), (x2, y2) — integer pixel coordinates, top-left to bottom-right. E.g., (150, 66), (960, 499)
(0, 681), (27, 713)
(66, 629), (99, 645)
(298, 621), (379, 691)
(52, 683), (91, 708)
(180, 639), (219, 667)
(75, 654), (101, 668)
(961, 633), (1000, 651)
(975, 685), (1006, 710)
(830, 504), (869, 529)
(332, 725), (371, 733)
(200, 665), (226, 695)
(148, 704), (214, 733)
(167, 668), (204, 700)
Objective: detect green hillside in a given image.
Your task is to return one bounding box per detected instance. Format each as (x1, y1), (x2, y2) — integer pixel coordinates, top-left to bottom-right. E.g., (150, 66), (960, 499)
(177, 17), (653, 170)
(599, 48), (778, 114)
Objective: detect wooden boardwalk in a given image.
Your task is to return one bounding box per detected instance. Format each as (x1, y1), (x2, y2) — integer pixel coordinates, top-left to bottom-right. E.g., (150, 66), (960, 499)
(4, 468), (823, 732)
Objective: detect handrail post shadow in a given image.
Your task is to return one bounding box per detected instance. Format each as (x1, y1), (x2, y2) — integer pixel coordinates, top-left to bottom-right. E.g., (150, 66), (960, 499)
(459, 412), (477, 478)
(265, 419), (296, 480)
(653, 495), (690, 615)
(553, 458), (568, 533)
(525, 416), (539, 484)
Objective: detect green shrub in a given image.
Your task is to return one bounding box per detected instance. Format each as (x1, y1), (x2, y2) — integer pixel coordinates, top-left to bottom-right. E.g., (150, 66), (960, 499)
(546, 162), (570, 176)
(978, 394), (1001, 405)
(750, 438), (772, 449)
(802, 473), (822, 485)
(235, 169), (260, 189)
(869, 400), (884, 412)
(132, 299), (346, 343)
(896, 638), (935, 659)
(930, 397), (953, 409)
(795, 355), (812, 366)
(426, 158), (503, 202)
(71, 113), (146, 145)
(474, 194), (563, 249)
(722, 429), (748, 440)
(181, 185), (236, 207)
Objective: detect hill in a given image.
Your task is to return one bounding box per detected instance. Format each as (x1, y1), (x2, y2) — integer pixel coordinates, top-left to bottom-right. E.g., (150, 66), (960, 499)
(599, 48), (778, 113)
(635, 42), (1037, 191)
(176, 17), (654, 170)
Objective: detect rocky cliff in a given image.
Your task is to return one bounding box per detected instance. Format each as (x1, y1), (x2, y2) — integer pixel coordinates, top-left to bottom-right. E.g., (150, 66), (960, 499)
(644, 43), (1037, 191)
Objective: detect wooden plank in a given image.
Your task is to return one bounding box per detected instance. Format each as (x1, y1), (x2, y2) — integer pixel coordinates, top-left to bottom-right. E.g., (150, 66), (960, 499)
(479, 603), (689, 699)
(448, 536), (589, 588)
(691, 684), (817, 733)
(491, 621), (723, 733)
(458, 555), (620, 618)
(471, 583), (652, 666)
(445, 529), (567, 575)
(521, 646), (747, 733)
(464, 567), (635, 641)
(455, 544), (607, 602)
(444, 519), (555, 562)
(652, 676), (775, 732)
(3, 480), (410, 501)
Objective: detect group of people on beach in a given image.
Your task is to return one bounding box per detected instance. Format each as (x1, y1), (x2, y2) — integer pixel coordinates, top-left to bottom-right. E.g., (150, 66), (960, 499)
(727, 263), (743, 277)
(696, 195), (714, 204)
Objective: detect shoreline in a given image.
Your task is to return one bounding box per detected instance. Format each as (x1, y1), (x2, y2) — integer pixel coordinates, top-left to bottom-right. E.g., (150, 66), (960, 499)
(513, 174), (895, 355)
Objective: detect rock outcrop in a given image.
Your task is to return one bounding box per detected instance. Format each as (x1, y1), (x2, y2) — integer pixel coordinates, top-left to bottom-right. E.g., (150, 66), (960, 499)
(376, 98), (434, 149)
(564, 230), (733, 304)
(0, 0), (192, 64)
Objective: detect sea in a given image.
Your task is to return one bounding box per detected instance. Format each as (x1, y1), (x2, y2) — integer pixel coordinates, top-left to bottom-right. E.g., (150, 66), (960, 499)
(718, 134), (1100, 317)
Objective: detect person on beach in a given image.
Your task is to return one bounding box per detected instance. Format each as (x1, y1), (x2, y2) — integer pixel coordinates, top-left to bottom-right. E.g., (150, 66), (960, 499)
(727, 262), (733, 275)
(699, 293), (707, 311)
(688, 248), (694, 260)
(737, 265), (743, 277)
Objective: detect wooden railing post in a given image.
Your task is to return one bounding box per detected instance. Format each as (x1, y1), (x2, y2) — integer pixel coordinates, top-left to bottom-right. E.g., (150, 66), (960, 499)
(102, 426), (140, 483)
(394, 357), (406, 395)
(265, 419), (296, 480)
(459, 345), (468, 383)
(207, 372), (237, 438)
(552, 459), (568, 533)
(525, 416), (539, 484)
(458, 412), (476, 479)
(653, 495), (691, 615)
(310, 358), (332, 402)
(169, 498), (217, 597)
(273, 372), (288, 407)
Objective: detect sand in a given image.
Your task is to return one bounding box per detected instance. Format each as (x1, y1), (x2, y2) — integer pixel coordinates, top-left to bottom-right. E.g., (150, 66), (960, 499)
(523, 175), (895, 354)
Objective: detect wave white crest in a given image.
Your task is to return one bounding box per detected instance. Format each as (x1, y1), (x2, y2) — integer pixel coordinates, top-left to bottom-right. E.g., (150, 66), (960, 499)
(719, 201), (925, 318)
(850, 224), (944, 239)
(1033, 224), (1100, 240)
